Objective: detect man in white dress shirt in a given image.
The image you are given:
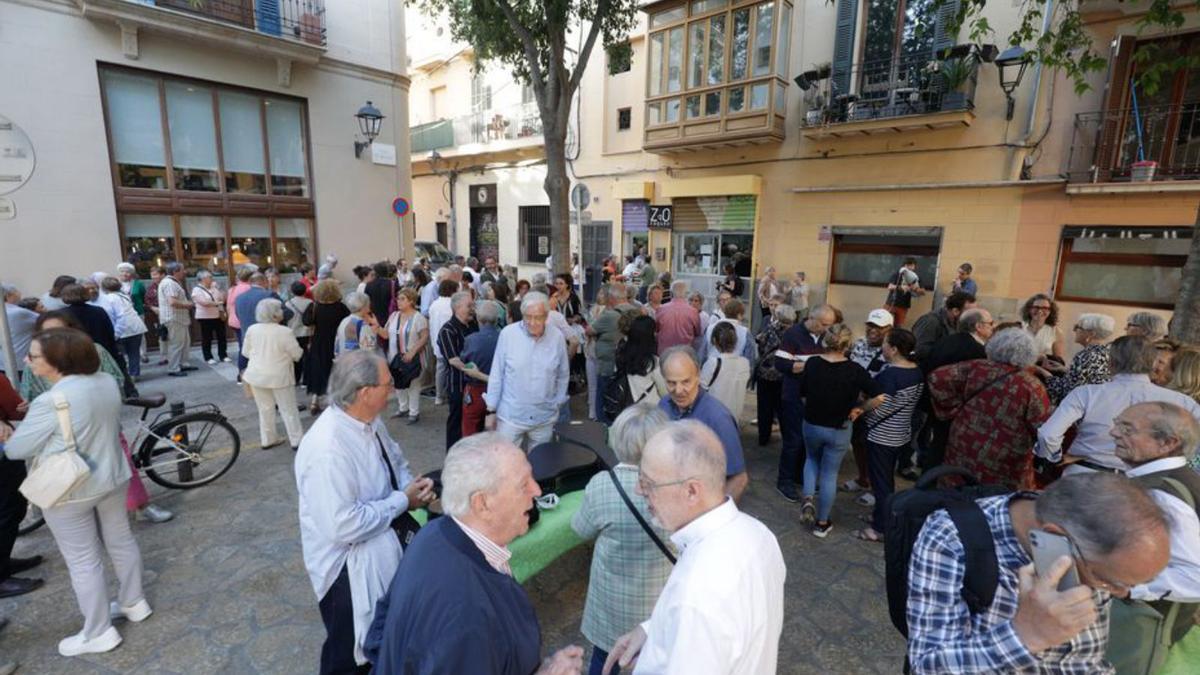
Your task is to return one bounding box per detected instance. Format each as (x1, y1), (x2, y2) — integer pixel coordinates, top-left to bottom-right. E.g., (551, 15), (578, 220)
(605, 420), (786, 674)
(295, 350), (435, 674)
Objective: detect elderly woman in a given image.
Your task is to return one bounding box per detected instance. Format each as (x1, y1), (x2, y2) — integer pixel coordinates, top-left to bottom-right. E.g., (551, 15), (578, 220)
(928, 328), (1052, 491)
(5, 329), (149, 656)
(701, 322), (751, 425)
(384, 288), (429, 423)
(571, 404), (674, 675)
(242, 298), (304, 450)
(1020, 293), (1065, 368)
(1046, 313), (1115, 404)
(335, 291), (387, 355)
(305, 279), (351, 414)
(99, 276), (148, 381)
(191, 270), (229, 365)
(1152, 337), (1183, 386)
(754, 304), (795, 447)
(1126, 311), (1168, 341)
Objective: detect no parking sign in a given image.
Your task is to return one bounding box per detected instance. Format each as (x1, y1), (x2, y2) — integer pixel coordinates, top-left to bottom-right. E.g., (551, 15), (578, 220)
(392, 197), (410, 217)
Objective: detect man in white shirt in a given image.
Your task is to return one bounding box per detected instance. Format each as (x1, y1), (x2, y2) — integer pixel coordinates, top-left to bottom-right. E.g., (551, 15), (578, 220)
(157, 263), (195, 377)
(428, 278), (458, 406)
(1037, 336), (1200, 472)
(295, 350), (434, 673)
(605, 420), (786, 674)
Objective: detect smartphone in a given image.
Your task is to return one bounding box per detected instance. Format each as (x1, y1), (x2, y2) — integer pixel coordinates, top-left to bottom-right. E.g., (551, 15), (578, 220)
(1029, 529), (1081, 592)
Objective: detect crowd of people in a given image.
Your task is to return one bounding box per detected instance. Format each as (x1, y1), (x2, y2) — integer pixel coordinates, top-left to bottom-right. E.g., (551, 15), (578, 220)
(2, 249), (1200, 675)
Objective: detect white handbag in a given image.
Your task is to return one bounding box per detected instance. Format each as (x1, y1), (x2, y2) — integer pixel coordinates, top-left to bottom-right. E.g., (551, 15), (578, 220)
(18, 392), (92, 509)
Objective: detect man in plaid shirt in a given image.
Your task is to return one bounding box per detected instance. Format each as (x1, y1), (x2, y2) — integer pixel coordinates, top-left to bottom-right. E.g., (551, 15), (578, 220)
(907, 473), (1170, 674)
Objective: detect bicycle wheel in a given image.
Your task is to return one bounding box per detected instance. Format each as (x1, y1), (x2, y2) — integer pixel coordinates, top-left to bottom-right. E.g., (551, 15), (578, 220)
(138, 411), (241, 489)
(18, 505), (45, 536)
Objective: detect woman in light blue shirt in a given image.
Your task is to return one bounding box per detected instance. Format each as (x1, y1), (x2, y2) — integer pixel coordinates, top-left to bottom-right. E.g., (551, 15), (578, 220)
(5, 328), (149, 657)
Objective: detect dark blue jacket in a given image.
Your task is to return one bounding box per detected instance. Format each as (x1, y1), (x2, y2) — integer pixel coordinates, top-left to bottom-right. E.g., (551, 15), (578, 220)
(234, 286), (291, 336)
(774, 324), (823, 401)
(364, 516), (542, 675)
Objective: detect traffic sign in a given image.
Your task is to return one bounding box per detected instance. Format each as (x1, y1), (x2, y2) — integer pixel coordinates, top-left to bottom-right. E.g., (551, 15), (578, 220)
(392, 197), (410, 217)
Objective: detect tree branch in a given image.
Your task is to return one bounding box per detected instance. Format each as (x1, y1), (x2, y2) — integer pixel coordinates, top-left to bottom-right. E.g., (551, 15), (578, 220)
(567, 0), (611, 97)
(493, 0), (548, 107)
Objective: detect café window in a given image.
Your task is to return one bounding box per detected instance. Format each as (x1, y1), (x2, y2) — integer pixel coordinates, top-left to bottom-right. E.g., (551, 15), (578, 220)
(121, 214), (177, 278)
(1054, 227), (1189, 309)
(830, 229), (940, 289)
(265, 99), (309, 197)
(180, 215), (228, 279)
(103, 70), (168, 189)
(520, 205), (552, 264)
(219, 91), (267, 194)
(274, 218), (315, 274)
(121, 214), (315, 282)
(165, 82), (220, 192)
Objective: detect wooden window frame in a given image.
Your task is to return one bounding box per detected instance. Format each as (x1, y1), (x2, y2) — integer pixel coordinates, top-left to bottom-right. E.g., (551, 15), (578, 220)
(117, 214), (317, 280)
(829, 239), (939, 289)
(1053, 237), (1187, 310)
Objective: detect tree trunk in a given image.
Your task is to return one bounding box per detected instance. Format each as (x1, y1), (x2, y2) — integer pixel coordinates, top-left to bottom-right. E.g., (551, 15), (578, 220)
(1170, 212), (1200, 343)
(543, 131), (572, 276)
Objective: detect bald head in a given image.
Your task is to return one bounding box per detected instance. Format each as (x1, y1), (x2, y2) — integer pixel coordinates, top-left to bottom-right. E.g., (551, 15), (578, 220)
(638, 421), (729, 531)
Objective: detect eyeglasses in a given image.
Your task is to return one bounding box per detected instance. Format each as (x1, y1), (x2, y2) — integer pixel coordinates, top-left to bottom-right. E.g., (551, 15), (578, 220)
(1031, 305), (1052, 312)
(637, 472), (696, 493)
(1060, 529), (1132, 595)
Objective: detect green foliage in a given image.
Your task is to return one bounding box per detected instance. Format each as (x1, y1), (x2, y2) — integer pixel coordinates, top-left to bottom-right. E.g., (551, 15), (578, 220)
(607, 41), (633, 76)
(940, 57), (976, 92)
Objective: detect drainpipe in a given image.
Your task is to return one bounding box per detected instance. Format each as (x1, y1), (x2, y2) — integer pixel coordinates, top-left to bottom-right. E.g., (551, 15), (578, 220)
(0, 282), (15, 378)
(1007, 0), (1055, 180)
(447, 171), (459, 254)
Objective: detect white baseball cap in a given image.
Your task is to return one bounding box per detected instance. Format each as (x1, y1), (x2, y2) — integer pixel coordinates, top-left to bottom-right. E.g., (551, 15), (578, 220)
(866, 309), (894, 327)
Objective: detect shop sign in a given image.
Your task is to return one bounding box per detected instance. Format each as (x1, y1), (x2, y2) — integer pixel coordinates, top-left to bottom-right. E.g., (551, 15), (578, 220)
(472, 184), (497, 207)
(648, 204), (673, 230)
(371, 143), (397, 166)
(0, 115), (36, 196)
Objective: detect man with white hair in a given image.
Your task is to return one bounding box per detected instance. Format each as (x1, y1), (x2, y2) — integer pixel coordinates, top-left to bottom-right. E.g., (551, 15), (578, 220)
(605, 421), (785, 674)
(296, 350), (434, 674)
(365, 433), (584, 674)
(654, 280), (701, 355)
(484, 292), (569, 450)
(1, 284), (37, 372)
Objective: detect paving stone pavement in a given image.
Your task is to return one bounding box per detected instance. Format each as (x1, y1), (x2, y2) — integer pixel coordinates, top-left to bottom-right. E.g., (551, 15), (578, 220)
(1, 348), (906, 673)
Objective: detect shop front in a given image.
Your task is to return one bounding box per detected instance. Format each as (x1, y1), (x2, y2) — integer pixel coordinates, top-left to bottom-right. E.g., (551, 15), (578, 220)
(671, 196), (756, 312)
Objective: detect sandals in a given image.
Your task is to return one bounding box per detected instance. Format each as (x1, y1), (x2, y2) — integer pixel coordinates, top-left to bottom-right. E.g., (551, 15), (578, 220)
(800, 498), (816, 525)
(853, 528), (885, 543)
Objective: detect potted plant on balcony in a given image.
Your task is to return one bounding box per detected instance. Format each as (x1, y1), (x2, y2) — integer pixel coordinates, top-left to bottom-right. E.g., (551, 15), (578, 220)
(939, 57), (976, 111)
(804, 89), (827, 126)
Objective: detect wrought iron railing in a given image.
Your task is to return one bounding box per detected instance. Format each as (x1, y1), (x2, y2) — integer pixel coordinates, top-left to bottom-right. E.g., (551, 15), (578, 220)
(149, 0), (326, 47)
(1066, 103), (1200, 183)
(451, 102), (544, 146)
(800, 53), (978, 127)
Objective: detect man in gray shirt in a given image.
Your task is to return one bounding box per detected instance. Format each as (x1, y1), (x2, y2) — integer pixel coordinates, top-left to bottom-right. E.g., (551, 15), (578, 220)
(587, 285), (624, 421)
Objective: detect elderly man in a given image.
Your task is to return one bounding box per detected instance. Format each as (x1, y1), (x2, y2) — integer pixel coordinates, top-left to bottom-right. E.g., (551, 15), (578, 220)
(586, 284), (624, 422)
(479, 256), (507, 288)
(840, 308), (895, 500)
(1106, 402), (1200, 675)
(657, 346), (749, 502)
(1037, 336), (1200, 474)
(295, 350), (435, 674)
(907, 472), (1170, 673)
(923, 307), (993, 375)
(2, 285), (37, 372)
(438, 291), (478, 450)
(460, 300), (502, 438)
(484, 292), (569, 450)
(773, 304), (838, 501)
(234, 272), (291, 374)
(911, 291), (976, 363)
(365, 433), (584, 674)
(156, 262), (195, 377)
(654, 280), (701, 355)
(605, 421), (785, 673)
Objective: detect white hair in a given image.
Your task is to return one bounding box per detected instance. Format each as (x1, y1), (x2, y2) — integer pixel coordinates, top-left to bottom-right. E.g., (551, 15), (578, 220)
(986, 328), (1039, 368)
(1076, 313), (1116, 341)
(327, 350), (386, 409)
(520, 291), (550, 314)
(609, 404), (671, 465)
(671, 280), (689, 297)
(196, 270), (213, 281)
(116, 262), (136, 274)
(643, 420), (727, 494)
(255, 297), (284, 324)
(435, 267), (450, 282)
(441, 432), (522, 518)
(343, 291), (370, 313)
(475, 300), (499, 324)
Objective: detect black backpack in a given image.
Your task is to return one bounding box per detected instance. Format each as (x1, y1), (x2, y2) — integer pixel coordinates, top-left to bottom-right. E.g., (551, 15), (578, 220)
(884, 466), (1009, 644)
(602, 370), (657, 421)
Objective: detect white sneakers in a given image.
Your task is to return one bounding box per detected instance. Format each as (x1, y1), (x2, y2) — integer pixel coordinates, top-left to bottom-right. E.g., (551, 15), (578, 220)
(58, 626), (122, 657)
(110, 598), (153, 623)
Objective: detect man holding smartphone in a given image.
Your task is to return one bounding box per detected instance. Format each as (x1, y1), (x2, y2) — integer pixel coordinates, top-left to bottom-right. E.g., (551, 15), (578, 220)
(907, 473), (1170, 673)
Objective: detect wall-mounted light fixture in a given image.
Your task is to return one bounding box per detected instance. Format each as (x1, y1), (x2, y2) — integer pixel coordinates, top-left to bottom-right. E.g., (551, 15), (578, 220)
(995, 46), (1030, 121)
(354, 101), (384, 158)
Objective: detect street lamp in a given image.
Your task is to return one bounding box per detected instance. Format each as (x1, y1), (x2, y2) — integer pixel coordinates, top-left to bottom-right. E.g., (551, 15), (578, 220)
(353, 100), (384, 158)
(995, 46), (1030, 121)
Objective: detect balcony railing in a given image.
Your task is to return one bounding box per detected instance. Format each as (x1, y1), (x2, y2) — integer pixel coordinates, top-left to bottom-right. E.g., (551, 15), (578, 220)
(1066, 103), (1200, 183)
(410, 119), (455, 154)
(801, 53), (977, 128)
(411, 102), (544, 156)
(147, 0), (326, 46)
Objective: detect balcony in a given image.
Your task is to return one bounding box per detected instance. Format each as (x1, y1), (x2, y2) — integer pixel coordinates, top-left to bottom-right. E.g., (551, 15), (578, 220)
(76, 0), (327, 84)
(800, 53), (978, 139)
(409, 102), (544, 158)
(1065, 103), (1200, 193)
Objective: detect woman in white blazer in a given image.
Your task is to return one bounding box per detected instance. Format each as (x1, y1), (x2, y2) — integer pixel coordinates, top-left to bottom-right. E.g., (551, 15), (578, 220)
(242, 298), (304, 450)
(5, 328), (149, 657)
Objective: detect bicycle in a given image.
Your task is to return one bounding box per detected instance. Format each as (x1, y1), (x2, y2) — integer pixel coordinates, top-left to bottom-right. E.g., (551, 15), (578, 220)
(18, 393), (241, 536)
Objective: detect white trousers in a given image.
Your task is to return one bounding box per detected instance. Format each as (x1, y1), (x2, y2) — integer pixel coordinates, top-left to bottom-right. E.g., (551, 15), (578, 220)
(496, 417), (555, 452)
(250, 384), (304, 447)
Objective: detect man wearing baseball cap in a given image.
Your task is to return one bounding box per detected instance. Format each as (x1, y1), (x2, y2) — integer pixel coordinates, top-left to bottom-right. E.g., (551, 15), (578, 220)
(843, 309), (895, 503)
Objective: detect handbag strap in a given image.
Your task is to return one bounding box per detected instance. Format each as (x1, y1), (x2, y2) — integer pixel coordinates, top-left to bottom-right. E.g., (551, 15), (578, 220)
(375, 432), (399, 491)
(606, 469), (676, 565)
(51, 392), (77, 454)
(706, 357), (723, 389)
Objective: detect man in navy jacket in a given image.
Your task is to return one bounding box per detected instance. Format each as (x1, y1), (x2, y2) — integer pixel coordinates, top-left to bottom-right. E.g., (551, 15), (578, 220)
(234, 272), (291, 371)
(773, 304), (838, 502)
(364, 433), (584, 674)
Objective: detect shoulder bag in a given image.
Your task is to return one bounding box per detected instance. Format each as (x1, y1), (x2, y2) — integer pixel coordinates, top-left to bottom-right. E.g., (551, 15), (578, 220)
(377, 433), (422, 550)
(19, 392), (92, 509)
(389, 315), (423, 388)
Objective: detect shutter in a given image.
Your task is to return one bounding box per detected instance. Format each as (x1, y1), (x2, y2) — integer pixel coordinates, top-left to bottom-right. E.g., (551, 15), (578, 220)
(931, 0), (961, 59)
(1097, 35), (1137, 181)
(831, 0), (859, 99)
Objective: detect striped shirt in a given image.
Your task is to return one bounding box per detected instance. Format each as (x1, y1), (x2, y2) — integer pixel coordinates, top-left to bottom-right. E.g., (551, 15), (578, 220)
(436, 317), (477, 394)
(452, 516), (512, 576)
(157, 276), (189, 325)
(865, 366), (924, 446)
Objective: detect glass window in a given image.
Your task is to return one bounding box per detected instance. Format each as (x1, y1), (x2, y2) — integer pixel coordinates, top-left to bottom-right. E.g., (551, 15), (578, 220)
(519, 206), (551, 263)
(665, 98), (681, 122)
(753, 3), (774, 77)
(776, 82), (787, 113)
(677, 233), (721, 275)
(179, 215), (228, 279)
(708, 15), (726, 85)
(219, 91), (266, 194)
(705, 91), (722, 116)
(647, 101), (663, 125)
(777, 3), (792, 79)
(728, 86), (746, 113)
(688, 22), (706, 90)
(230, 217), (272, 269)
(667, 27), (684, 93)
(731, 8), (750, 80)
(1056, 235), (1188, 308)
(265, 99), (308, 197)
(649, 32), (665, 96)
(103, 70), (167, 189)
(651, 6), (686, 28)
(719, 232), (755, 277)
(122, 214), (176, 278)
(274, 218), (314, 275)
(686, 95), (702, 119)
(165, 82), (219, 192)
(691, 0), (728, 13)
(831, 233), (939, 288)
(750, 82), (769, 110)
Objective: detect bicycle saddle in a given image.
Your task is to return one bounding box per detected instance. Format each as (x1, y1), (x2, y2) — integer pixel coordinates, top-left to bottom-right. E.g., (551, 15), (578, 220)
(124, 393), (167, 409)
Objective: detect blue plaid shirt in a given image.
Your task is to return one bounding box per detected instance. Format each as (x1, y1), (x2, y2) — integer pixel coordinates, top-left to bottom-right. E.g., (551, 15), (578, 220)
(907, 494), (1113, 674)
